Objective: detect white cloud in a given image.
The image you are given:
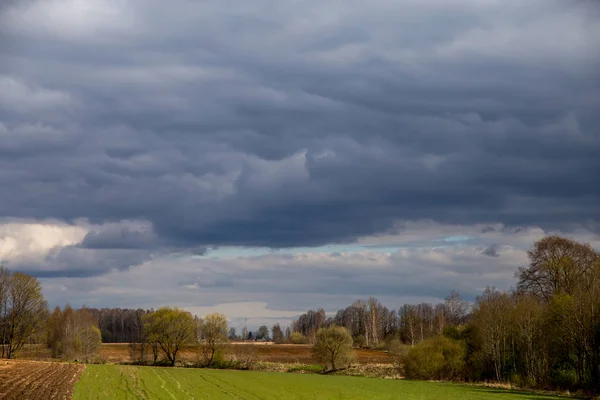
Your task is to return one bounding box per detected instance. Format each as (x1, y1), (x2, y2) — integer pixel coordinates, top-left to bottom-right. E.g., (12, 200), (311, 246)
(34, 221), (600, 327)
(0, 220), (87, 264)
(0, 0), (139, 43)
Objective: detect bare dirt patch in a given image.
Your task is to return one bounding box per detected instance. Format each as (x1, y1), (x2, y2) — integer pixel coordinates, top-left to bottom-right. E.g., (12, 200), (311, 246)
(99, 342), (393, 365)
(0, 360), (85, 400)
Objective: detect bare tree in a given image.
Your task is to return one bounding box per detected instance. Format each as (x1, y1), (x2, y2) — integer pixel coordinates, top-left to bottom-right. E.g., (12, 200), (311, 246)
(197, 313), (228, 366)
(0, 267), (10, 358)
(47, 305), (102, 362)
(79, 325), (102, 363)
(444, 290), (468, 326)
(512, 294), (548, 386)
(368, 297), (383, 347)
(228, 327), (237, 341)
(271, 323), (284, 344)
(472, 287), (513, 381)
(517, 235), (598, 301)
(4, 272), (48, 359)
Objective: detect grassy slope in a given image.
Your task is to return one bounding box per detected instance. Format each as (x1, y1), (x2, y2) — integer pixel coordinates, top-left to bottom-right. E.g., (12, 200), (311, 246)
(73, 365), (559, 400)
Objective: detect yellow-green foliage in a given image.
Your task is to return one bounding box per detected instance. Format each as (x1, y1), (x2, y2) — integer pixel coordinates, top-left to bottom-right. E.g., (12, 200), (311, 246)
(290, 331), (309, 344)
(403, 335), (466, 381)
(142, 307), (194, 366)
(313, 326), (354, 371)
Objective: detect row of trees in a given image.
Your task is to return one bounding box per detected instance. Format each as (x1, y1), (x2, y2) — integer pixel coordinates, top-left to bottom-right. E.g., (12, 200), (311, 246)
(286, 236), (600, 392)
(87, 308), (151, 343)
(47, 306), (102, 362)
(288, 290), (468, 348)
(131, 308), (230, 367)
(1, 267), (103, 362)
(2, 235), (598, 392)
(470, 236), (600, 390)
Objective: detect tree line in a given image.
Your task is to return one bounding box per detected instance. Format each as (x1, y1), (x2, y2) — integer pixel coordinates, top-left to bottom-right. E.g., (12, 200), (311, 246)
(284, 236), (600, 392)
(1, 235), (598, 392)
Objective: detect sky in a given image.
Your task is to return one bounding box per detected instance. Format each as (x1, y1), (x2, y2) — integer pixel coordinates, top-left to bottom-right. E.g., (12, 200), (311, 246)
(0, 0), (599, 330)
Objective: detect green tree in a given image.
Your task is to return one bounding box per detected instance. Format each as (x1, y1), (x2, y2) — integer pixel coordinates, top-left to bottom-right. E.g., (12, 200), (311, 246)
(272, 323), (284, 344)
(403, 335), (466, 381)
(198, 313), (228, 366)
(313, 326), (354, 371)
(256, 325), (269, 341)
(518, 235), (600, 390)
(47, 305), (103, 362)
(143, 307), (194, 366)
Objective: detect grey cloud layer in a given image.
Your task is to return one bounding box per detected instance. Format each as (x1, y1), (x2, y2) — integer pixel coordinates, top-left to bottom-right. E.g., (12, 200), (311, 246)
(1, 0), (599, 257)
(41, 222), (584, 322)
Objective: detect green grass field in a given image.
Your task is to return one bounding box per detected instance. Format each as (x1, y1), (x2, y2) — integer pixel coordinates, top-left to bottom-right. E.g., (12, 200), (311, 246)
(73, 365), (559, 400)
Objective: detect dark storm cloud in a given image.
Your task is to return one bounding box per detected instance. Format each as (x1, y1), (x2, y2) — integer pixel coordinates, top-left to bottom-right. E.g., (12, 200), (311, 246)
(1, 0), (599, 256)
(9, 245), (152, 278)
(482, 245), (500, 258)
(79, 222), (159, 250)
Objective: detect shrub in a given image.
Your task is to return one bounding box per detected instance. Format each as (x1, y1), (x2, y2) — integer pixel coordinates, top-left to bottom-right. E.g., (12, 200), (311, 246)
(290, 332), (309, 344)
(287, 364), (323, 373)
(230, 345), (259, 369)
(353, 335), (366, 348)
(442, 326), (462, 341)
(313, 326), (354, 371)
(387, 339), (407, 372)
(403, 335), (466, 381)
(550, 365), (578, 389)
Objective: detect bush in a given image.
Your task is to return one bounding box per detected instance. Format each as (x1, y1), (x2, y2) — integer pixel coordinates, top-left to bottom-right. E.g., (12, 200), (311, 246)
(442, 326), (462, 341)
(313, 326), (354, 371)
(290, 332), (309, 344)
(230, 345), (259, 369)
(353, 335), (366, 348)
(387, 339), (407, 372)
(550, 365), (578, 389)
(403, 335), (466, 381)
(287, 364), (324, 373)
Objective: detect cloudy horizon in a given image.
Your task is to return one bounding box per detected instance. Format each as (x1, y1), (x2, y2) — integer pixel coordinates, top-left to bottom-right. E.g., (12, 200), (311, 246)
(1, 0), (599, 329)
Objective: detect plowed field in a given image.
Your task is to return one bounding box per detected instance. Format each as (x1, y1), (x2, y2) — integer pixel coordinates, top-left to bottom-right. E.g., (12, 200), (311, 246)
(0, 360), (84, 400)
(99, 343), (393, 364)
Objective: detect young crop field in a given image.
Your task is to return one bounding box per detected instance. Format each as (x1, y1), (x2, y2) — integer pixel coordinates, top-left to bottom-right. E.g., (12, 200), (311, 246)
(0, 360), (84, 400)
(73, 364), (559, 400)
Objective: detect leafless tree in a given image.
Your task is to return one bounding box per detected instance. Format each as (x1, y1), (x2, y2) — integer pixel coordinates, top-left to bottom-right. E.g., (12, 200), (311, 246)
(4, 272), (48, 359)
(517, 235), (598, 301)
(0, 267), (10, 358)
(197, 313), (228, 366)
(472, 287), (513, 382)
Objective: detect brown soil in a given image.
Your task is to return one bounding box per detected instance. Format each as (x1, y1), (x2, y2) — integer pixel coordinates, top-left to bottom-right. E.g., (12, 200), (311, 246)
(13, 342), (393, 365)
(99, 342), (393, 365)
(0, 360), (85, 400)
